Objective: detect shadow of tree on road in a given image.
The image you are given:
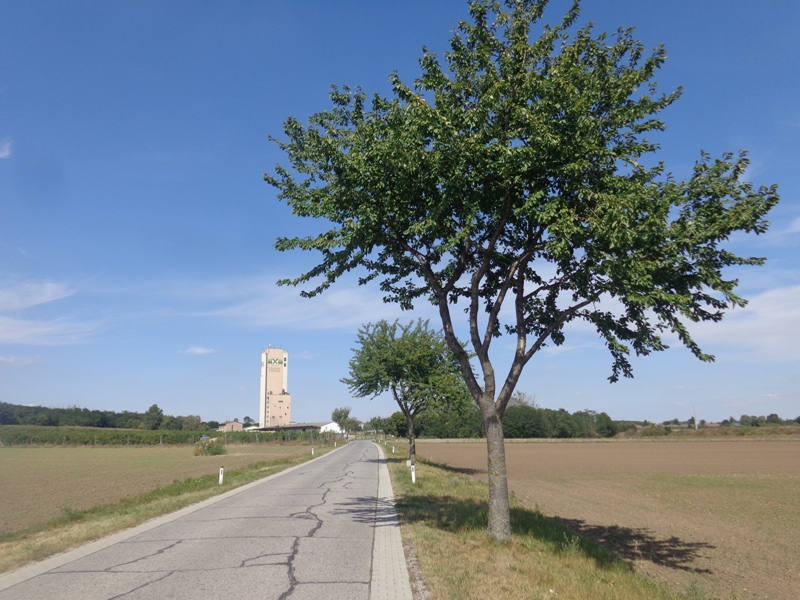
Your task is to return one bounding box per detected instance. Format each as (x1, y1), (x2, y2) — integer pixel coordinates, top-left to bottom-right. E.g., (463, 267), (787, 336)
(331, 496), (402, 529)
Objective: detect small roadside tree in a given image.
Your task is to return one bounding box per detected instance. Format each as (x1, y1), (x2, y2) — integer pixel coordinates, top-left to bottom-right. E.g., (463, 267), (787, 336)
(342, 319), (470, 464)
(331, 406), (351, 438)
(266, 0), (779, 540)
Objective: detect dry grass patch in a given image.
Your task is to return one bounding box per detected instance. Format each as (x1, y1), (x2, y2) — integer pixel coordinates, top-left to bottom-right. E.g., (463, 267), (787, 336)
(0, 443), (314, 535)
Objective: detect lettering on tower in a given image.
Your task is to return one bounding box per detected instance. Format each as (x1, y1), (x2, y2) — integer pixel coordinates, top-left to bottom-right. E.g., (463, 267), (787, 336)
(259, 348), (292, 427)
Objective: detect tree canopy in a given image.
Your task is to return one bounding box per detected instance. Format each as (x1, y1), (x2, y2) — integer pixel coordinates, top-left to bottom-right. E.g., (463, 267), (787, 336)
(330, 406), (352, 436)
(342, 319), (469, 463)
(266, 0), (779, 540)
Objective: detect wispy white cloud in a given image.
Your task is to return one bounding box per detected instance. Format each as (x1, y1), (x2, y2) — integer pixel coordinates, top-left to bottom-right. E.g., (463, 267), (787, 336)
(692, 285), (800, 361)
(0, 355), (40, 367)
(0, 280), (95, 345)
(0, 280), (74, 311)
(0, 315), (96, 345)
(0, 138), (11, 159)
(183, 346), (215, 355)
(203, 279), (416, 330)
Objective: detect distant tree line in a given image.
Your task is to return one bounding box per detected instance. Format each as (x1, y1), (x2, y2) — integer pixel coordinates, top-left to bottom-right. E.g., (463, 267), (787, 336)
(0, 401), (215, 431)
(658, 413), (800, 428)
(370, 405), (800, 441)
(0, 424), (327, 446)
(722, 414), (800, 427)
(372, 403), (620, 440)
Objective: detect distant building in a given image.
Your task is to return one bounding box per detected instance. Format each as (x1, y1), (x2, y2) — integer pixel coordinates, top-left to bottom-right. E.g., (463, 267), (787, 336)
(259, 347), (292, 428)
(218, 420), (244, 432)
(320, 422), (343, 434)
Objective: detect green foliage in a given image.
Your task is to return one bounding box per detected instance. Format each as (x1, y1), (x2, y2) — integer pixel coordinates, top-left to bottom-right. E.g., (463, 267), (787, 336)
(266, 0), (779, 539)
(194, 440), (227, 456)
(640, 425), (672, 437)
(594, 411), (618, 437)
(417, 407), (485, 438)
(142, 404), (164, 430)
(0, 402), (216, 432)
(331, 406), (352, 434)
(507, 391), (538, 408)
(182, 415), (203, 431)
(503, 405), (551, 438)
(267, 0), (778, 397)
(343, 319), (470, 421)
(0, 403), (19, 425)
(344, 417), (362, 433)
(343, 319), (470, 461)
(384, 411), (410, 437)
(365, 416), (388, 433)
(412, 405), (622, 440)
(0, 425), (326, 446)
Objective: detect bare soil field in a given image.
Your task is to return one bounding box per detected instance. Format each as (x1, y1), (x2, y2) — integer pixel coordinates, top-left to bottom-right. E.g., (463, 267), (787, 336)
(0, 443), (311, 536)
(417, 439), (800, 600)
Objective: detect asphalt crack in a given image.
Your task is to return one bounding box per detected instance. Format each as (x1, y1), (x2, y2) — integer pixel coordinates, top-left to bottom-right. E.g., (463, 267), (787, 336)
(103, 540), (183, 571)
(107, 571), (174, 599)
(276, 451), (371, 599)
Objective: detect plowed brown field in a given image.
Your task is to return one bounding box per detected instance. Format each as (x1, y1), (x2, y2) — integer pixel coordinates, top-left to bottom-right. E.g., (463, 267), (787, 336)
(417, 439), (800, 600)
(0, 444), (311, 536)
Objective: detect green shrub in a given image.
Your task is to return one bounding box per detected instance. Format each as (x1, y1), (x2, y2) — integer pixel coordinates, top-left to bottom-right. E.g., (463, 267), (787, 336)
(640, 425), (671, 437)
(193, 439), (227, 456)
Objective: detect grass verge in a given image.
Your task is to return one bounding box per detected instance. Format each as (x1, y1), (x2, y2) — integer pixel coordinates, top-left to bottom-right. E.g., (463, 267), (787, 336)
(385, 447), (715, 600)
(0, 447), (332, 575)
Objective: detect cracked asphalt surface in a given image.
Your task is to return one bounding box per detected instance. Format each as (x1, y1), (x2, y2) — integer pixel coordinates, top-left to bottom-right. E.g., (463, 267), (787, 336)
(0, 441), (394, 600)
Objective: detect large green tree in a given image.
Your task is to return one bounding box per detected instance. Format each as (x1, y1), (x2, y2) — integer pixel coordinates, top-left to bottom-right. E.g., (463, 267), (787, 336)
(342, 319), (469, 464)
(265, 0), (779, 540)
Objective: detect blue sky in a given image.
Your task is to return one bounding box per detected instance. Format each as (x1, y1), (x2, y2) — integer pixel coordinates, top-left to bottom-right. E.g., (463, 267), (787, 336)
(1, 1), (798, 425)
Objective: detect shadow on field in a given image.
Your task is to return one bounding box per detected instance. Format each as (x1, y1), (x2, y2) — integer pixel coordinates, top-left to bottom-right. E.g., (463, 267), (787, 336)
(381, 456), (714, 574)
(553, 518), (715, 573)
(416, 458), (484, 476)
(393, 492), (626, 569)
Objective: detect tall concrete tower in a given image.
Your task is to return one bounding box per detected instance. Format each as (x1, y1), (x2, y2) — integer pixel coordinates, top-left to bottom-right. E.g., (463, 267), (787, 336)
(259, 347), (292, 427)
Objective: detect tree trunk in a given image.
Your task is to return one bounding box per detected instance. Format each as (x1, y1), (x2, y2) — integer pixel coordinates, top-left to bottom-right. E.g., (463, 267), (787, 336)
(406, 412), (416, 465)
(484, 408), (512, 541)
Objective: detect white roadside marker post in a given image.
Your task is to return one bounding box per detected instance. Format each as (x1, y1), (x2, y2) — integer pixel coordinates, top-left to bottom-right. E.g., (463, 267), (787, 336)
(411, 464), (416, 484)
(311, 447), (315, 456)
(219, 466), (224, 485)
